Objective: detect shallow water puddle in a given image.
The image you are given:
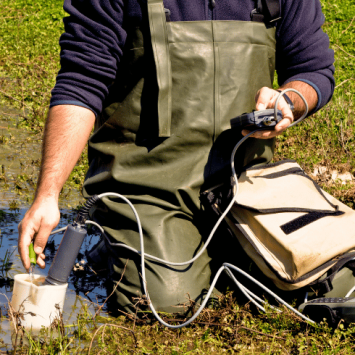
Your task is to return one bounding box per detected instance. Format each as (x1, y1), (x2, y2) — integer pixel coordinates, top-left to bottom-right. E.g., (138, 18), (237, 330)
(0, 209), (108, 350)
(0, 110), (109, 350)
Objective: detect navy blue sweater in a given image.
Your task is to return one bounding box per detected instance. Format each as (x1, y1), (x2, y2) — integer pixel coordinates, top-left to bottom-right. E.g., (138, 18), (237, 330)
(50, 0), (335, 116)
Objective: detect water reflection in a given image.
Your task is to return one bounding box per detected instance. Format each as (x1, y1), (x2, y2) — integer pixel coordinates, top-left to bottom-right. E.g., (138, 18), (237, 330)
(0, 208), (108, 350)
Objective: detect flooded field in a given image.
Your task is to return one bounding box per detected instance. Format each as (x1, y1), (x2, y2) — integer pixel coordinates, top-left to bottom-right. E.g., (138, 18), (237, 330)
(0, 108), (108, 351)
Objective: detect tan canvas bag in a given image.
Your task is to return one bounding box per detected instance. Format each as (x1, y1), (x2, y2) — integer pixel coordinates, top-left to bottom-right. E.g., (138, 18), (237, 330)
(207, 160), (355, 291)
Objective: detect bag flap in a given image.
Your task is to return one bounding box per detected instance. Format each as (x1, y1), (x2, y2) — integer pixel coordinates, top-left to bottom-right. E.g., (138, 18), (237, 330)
(229, 195), (355, 283)
(236, 160), (338, 212)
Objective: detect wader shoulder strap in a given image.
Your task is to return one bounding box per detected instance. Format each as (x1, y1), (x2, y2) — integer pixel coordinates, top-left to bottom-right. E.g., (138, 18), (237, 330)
(251, 0), (281, 26)
(147, 0), (172, 137)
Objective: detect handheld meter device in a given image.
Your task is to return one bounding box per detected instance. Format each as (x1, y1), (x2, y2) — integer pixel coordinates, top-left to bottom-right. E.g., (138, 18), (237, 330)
(230, 109), (283, 130)
(299, 297), (355, 325)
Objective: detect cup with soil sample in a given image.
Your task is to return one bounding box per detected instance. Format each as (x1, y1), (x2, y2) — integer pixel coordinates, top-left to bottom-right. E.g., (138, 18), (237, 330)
(11, 272), (68, 329)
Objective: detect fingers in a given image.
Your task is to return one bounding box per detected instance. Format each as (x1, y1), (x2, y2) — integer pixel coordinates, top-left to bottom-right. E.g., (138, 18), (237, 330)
(33, 220), (54, 268)
(18, 199), (60, 271)
(244, 87), (294, 139)
(33, 221), (54, 255)
(255, 87), (276, 111)
(241, 117), (291, 139)
(37, 253), (46, 269)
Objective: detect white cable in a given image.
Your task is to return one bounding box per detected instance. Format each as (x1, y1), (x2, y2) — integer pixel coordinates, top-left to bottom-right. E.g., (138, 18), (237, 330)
(225, 264), (314, 323)
(97, 186), (241, 267)
(345, 285), (355, 298)
(86, 220), (282, 313)
(50, 226), (68, 235)
(80, 89), (314, 327)
(274, 88), (309, 128)
(240, 285), (281, 312)
(224, 268), (267, 312)
(85, 220), (105, 234)
(95, 193), (219, 328)
(86, 217), (313, 323)
(86, 219), (353, 311)
(92, 187), (315, 327)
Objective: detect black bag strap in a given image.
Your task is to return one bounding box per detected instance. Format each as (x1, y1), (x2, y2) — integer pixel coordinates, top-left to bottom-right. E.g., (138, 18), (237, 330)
(251, 0), (281, 27)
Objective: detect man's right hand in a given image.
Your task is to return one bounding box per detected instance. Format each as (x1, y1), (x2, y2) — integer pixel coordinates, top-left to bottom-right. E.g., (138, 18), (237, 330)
(18, 197), (60, 271)
(16, 105), (95, 271)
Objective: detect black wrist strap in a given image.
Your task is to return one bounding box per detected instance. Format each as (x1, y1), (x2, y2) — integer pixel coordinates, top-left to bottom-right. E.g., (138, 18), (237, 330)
(277, 90), (295, 112)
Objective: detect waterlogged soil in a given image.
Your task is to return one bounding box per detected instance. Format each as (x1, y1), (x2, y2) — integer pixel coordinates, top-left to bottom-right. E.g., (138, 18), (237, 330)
(0, 108), (109, 351)
(0, 106), (85, 209)
(0, 108), (41, 209)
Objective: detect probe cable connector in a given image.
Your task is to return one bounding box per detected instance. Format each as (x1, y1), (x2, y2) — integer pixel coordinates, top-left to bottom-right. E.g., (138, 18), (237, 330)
(75, 194), (100, 225)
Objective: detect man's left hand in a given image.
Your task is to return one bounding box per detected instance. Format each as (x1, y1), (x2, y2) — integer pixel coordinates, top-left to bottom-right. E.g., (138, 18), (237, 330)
(242, 87), (294, 139)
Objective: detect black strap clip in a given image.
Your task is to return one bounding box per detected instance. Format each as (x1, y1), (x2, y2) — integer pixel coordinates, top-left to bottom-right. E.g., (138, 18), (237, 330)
(251, 0), (281, 27)
(164, 8), (171, 22)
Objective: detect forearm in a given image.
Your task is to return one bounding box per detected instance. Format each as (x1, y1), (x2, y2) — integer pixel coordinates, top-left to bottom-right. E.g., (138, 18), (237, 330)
(18, 105), (95, 270)
(279, 80), (319, 120)
(35, 105), (95, 202)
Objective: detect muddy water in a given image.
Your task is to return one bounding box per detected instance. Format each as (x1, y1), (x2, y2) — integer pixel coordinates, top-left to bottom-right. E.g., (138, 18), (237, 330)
(0, 108), (109, 351)
(23, 275), (46, 286)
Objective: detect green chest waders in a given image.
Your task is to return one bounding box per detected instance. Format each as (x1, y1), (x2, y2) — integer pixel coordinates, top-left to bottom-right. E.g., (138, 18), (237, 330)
(83, 1), (276, 314)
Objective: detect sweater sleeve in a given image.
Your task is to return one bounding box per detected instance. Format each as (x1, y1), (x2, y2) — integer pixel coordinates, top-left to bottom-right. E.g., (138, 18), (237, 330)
(276, 0), (335, 112)
(51, 0), (335, 116)
(50, 0), (130, 116)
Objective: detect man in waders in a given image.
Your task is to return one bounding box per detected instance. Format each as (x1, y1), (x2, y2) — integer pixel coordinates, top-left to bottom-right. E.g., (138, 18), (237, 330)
(18, 0), (334, 314)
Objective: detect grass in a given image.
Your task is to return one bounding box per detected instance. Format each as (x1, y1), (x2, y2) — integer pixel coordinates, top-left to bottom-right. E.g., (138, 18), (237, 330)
(0, 0), (87, 196)
(8, 292), (355, 354)
(0, 0), (64, 128)
(0, 0), (354, 202)
(0, 0), (355, 353)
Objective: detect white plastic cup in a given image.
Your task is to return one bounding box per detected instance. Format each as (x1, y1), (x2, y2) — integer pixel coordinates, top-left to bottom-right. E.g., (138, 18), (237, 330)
(11, 274), (68, 330)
